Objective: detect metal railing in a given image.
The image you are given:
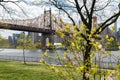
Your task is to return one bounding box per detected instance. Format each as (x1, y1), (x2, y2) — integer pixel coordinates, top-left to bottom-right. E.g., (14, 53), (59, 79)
(0, 55), (120, 69)
(0, 55), (42, 62)
(0, 55), (59, 64)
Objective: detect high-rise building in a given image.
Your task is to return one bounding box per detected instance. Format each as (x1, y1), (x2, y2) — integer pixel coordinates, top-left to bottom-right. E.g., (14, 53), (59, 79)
(116, 28), (120, 41)
(28, 32), (40, 43)
(8, 36), (13, 45)
(12, 34), (20, 46)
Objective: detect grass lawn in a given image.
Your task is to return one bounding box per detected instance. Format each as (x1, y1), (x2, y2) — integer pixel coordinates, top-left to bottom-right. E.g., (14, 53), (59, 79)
(0, 60), (116, 80)
(0, 60), (61, 80)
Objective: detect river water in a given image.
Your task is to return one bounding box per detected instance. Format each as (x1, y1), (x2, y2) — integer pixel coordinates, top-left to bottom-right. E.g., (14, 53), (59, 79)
(0, 49), (65, 64)
(0, 49), (120, 68)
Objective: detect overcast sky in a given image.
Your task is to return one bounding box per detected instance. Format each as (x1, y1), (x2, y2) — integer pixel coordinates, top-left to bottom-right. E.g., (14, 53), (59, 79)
(0, 0), (44, 38)
(0, 0), (68, 38)
(0, 0), (120, 38)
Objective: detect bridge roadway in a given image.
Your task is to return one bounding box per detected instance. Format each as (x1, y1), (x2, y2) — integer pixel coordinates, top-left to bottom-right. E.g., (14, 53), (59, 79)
(0, 22), (55, 33)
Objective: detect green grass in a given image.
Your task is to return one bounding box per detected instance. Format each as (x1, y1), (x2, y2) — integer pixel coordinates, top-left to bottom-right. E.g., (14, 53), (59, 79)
(0, 60), (61, 80)
(0, 60), (115, 80)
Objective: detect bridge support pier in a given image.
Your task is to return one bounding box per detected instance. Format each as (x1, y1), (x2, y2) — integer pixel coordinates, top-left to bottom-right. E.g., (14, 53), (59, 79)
(41, 33), (54, 49)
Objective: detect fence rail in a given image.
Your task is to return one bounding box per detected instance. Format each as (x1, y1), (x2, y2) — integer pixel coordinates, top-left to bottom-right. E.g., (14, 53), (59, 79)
(95, 61), (120, 69)
(0, 55), (120, 69)
(0, 55), (42, 62)
(0, 55), (59, 64)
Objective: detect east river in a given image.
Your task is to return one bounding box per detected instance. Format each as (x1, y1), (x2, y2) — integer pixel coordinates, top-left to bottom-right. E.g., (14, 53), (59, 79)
(0, 48), (120, 68)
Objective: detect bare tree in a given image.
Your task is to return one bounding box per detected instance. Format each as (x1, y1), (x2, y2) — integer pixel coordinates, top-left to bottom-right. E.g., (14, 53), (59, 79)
(34, 0), (120, 80)
(0, 0), (27, 18)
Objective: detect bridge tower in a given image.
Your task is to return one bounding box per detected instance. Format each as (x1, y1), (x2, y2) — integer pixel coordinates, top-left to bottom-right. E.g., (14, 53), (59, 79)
(41, 9), (54, 49)
(41, 33), (54, 49)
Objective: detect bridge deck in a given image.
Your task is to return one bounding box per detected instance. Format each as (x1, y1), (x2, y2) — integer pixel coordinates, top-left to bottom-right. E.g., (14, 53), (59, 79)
(0, 23), (55, 33)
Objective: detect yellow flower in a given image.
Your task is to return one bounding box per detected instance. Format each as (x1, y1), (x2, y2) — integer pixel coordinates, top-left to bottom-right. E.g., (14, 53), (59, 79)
(93, 41), (99, 47)
(106, 35), (109, 39)
(99, 28), (102, 32)
(50, 66), (55, 70)
(64, 24), (70, 29)
(77, 66), (84, 71)
(39, 59), (45, 64)
(111, 26), (116, 30)
(90, 53), (95, 57)
(109, 37), (114, 42)
(57, 31), (65, 38)
(73, 25), (77, 29)
(42, 52), (48, 57)
(71, 42), (75, 47)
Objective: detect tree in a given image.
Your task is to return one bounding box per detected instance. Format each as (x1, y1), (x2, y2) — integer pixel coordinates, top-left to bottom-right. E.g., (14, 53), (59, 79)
(0, 35), (9, 48)
(17, 33), (37, 50)
(17, 32), (37, 64)
(38, 0), (120, 80)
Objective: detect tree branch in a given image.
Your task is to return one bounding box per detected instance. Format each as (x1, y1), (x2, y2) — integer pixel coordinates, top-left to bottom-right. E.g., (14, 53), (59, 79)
(74, 0), (89, 27)
(0, 3), (12, 18)
(89, 0), (96, 30)
(94, 0), (111, 11)
(50, 0), (76, 25)
(0, 0), (28, 18)
(67, 0), (76, 6)
(90, 0), (96, 16)
(83, 0), (90, 17)
(0, 0), (19, 3)
(93, 10), (120, 36)
(11, 2), (28, 17)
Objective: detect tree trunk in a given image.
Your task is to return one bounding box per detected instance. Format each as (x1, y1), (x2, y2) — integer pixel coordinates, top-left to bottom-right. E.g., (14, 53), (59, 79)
(83, 43), (92, 80)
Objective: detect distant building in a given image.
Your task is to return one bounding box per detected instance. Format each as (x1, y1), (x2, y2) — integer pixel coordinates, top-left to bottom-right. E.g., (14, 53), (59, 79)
(100, 27), (115, 38)
(8, 36), (13, 45)
(12, 34), (20, 46)
(116, 28), (120, 41)
(28, 32), (40, 43)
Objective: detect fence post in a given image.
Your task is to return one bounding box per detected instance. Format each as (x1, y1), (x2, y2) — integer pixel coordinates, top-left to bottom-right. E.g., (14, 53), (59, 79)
(103, 70), (106, 80)
(94, 57), (96, 80)
(99, 58), (102, 80)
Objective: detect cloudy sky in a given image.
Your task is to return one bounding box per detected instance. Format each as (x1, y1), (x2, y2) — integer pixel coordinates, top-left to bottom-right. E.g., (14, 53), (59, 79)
(0, 0), (44, 38)
(0, 0), (66, 38)
(0, 0), (120, 38)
